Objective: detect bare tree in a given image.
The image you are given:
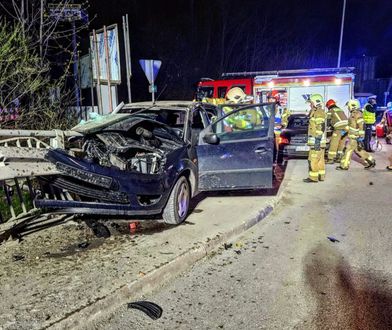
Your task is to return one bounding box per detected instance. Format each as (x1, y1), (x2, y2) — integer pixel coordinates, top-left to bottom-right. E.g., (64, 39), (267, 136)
(0, 0), (90, 129)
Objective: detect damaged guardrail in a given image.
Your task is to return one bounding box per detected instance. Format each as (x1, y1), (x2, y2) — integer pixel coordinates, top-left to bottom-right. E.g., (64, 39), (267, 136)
(0, 129), (81, 224)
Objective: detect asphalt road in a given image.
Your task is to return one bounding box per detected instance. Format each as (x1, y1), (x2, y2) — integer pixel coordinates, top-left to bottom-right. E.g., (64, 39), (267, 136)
(95, 145), (392, 330)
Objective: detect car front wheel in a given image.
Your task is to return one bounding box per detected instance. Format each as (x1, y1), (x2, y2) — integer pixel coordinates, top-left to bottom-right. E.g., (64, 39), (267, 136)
(162, 176), (190, 225)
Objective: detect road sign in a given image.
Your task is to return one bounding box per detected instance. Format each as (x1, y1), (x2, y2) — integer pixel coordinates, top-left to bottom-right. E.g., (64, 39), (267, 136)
(139, 60), (161, 85)
(139, 60), (161, 102)
(48, 3), (88, 22)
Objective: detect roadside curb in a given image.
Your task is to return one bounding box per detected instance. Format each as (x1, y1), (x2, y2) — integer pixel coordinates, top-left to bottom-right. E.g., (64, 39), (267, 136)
(49, 164), (293, 330)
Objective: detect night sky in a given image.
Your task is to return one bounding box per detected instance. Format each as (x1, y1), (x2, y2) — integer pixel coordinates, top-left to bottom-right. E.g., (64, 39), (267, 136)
(86, 0), (392, 101)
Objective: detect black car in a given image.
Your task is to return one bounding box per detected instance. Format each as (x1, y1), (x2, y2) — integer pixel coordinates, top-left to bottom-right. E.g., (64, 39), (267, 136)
(276, 114), (309, 163)
(36, 101), (275, 225)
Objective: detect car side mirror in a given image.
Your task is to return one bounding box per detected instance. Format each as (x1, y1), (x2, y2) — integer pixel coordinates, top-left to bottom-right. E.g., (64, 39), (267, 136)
(203, 133), (220, 145)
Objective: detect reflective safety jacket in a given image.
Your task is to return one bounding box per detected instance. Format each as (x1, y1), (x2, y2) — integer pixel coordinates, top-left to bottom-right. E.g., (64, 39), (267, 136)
(348, 110), (365, 139)
(327, 105), (348, 129)
(201, 97), (226, 106)
(222, 106), (262, 130)
(281, 108), (291, 128)
(308, 107), (327, 147)
(363, 103), (376, 124)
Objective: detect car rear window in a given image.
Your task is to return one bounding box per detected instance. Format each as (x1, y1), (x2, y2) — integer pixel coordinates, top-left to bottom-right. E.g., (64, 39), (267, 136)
(288, 117), (309, 128)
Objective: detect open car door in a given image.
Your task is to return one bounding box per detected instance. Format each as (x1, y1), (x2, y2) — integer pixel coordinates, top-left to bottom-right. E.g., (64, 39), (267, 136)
(197, 103), (275, 191)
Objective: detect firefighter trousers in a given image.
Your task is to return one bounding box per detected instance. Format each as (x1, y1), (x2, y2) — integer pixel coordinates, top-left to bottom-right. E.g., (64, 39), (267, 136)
(327, 129), (348, 160)
(308, 148), (325, 182)
(340, 138), (373, 169)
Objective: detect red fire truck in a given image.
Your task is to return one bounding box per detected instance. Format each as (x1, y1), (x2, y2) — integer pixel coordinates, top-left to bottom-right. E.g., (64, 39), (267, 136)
(196, 67), (355, 116)
(196, 77), (253, 99)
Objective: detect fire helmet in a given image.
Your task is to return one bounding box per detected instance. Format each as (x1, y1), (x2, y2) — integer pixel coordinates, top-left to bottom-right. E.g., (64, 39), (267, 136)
(226, 87), (252, 104)
(326, 99), (336, 109)
(308, 94), (324, 108)
(346, 99), (360, 111)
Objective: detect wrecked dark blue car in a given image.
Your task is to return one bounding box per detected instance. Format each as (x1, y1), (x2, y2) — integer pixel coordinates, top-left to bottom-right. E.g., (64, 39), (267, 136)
(36, 101), (275, 224)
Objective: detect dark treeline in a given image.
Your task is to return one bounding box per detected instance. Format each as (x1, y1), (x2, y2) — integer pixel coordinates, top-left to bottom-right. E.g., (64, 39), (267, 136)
(87, 0), (392, 102)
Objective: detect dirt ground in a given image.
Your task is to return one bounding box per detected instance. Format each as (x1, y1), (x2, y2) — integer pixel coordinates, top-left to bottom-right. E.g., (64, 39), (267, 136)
(0, 219), (175, 330)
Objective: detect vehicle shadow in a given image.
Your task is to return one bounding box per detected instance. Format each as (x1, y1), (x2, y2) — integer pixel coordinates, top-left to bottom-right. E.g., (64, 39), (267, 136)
(302, 244), (392, 329)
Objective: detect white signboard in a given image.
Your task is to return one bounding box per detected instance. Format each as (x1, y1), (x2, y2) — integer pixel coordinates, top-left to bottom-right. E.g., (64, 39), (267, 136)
(326, 85), (351, 116)
(90, 25), (121, 84)
(289, 86), (325, 112)
(79, 54), (92, 89)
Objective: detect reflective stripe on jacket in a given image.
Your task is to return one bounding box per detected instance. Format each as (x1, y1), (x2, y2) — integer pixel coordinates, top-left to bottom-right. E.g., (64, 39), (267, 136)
(348, 110), (365, 139)
(328, 106), (348, 129)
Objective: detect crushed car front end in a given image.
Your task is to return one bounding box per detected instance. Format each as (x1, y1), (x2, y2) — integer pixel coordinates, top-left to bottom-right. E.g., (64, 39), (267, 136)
(35, 111), (197, 218)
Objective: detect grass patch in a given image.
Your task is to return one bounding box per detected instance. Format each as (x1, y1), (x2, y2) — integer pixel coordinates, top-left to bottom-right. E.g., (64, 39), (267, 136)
(0, 187), (34, 222)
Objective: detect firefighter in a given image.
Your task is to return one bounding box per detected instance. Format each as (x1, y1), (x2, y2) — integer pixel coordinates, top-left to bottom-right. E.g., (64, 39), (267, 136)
(336, 99), (376, 170)
(303, 94), (327, 183)
(224, 87), (258, 129)
(281, 107), (291, 128)
(325, 99), (348, 164)
(363, 95), (377, 152)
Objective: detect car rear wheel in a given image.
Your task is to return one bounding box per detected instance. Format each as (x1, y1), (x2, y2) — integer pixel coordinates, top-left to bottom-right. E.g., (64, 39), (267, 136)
(162, 176), (190, 225)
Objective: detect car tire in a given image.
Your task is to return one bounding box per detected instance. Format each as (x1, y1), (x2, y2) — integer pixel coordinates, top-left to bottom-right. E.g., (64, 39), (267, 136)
(162, 176), (190, 225)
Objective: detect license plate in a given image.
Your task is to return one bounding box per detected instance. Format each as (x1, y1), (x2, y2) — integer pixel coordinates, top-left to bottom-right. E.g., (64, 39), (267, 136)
(296, 145), (310, 151)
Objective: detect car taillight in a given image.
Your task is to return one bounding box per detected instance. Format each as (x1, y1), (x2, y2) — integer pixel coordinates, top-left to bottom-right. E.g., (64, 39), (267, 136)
(279, 137), (289, 144)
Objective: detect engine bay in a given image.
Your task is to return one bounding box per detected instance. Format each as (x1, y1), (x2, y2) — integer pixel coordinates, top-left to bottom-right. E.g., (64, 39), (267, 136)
(78, 123), (182, 174)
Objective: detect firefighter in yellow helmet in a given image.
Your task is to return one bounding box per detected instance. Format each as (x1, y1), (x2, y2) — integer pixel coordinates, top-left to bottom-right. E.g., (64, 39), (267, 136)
(336, 99), (376, 170)
(325, 99), (348, 164)
(303, 94), (327, 183)
(223, 87), (258, 130)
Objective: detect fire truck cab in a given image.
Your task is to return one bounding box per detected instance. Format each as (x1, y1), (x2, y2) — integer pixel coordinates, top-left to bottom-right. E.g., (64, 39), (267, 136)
(196, 78), (253, 100)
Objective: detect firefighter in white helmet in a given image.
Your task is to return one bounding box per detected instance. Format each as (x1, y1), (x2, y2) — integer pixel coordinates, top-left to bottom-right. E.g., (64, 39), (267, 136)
(336, 99), (376, 170)
(303, 94), (327, 183)
(223, 87), (258, 130)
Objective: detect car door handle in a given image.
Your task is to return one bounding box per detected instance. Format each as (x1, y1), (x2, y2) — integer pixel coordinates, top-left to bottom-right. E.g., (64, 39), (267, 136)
(254, 147), (267, 154)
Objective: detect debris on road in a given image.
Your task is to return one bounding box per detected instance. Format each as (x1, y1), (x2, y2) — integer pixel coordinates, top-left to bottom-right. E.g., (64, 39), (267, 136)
(223, 243), (232, 250)
(369, 181), (374, 186)
(234, 250), (241, 255)
(78, 242), (90, 249)
(12, 255), (25, 262)
(327, 236), (340, 243)
(235, 241), (243, 249)
(127, 301), (163, 320)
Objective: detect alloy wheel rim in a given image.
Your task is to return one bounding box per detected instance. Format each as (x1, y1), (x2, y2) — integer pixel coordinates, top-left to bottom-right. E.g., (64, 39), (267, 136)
(177, 182), (189, 218)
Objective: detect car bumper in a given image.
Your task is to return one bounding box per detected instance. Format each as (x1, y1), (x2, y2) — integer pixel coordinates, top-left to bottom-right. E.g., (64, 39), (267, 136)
(281, 144), (310, 157)
(35, 149), (172, 216)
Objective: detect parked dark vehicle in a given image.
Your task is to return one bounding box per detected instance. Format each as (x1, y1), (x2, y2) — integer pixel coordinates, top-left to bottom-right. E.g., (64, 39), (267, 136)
(36, 101), (275, 225)
(276, 114), (309, 163)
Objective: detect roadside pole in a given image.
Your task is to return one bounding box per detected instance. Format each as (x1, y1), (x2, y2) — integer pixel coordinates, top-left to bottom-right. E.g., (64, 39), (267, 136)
(337, 0), (347, 68)
(150, 60), (155, 103)
(103, 26), (113, 113)
(92, 30), (103, 114)
(122, 14), (132, 103)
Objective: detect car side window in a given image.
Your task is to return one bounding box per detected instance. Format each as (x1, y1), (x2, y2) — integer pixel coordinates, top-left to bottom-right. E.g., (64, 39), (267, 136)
(211, 105), (271, 141)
